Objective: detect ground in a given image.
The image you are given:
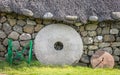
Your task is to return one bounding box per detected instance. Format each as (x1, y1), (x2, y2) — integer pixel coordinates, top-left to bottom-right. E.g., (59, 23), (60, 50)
(0, 60), (120, 75)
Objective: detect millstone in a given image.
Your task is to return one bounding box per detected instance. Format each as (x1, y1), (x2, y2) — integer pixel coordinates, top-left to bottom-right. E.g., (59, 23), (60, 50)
(91, 50), (114, 68)
(34, 24), (83, 65)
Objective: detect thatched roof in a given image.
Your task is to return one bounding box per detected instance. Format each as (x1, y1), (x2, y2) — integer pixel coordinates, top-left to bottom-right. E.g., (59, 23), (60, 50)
(0, 0), (120, 23)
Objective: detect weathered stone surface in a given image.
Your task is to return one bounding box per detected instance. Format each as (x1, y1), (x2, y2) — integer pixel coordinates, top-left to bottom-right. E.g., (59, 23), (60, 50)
(23, 25), (34, 33)
(114, 48), (120, 55)
(43, 12), (54, 19)
(79, 26), (84, 32)
(80, 55), (90, 63)
(35, 24), (43, 32)
(88, 31), (96, 36)
(3, 23), (12, 34)
(17, 20), (26, 26)
(111, 22), (120, 29)
(20, 41), (29, 46)
(0, 52), (5, 57)
(111, 42), (120, 47)
(3, 38), (8, 46)
(88, 51), (94, 56)
(117, 37), (120, 42)
(102, 27), (110, 34)
(0, 30), (6, 39)
(12, 41), (20, 50)
(99, 43), (110, 48)
(83, 37), (93, 44)
(32, 33), (37, 39)
(27, 19), (36, 25)
(81, 31), (88, 36)
(96, 28), (102, 35)
(21, 9), (33, 16)
(34, 24), (83, 65)
(104, 35), (115, 42)
(75, 22), (82, 26)
(112, 12), (120, 19)
(88, 45), (98, 50)
(89, 16), (98, 21)
(8, 19), (16, 26)
(13, 25), (23, 34)
(35, 18), (42, 24)
(110, 28), (119, 34)
(102, 47), (113, 54)
(43, 19), (52, 25)
(65, 15), (78, 21)
(86, 24), (97, 31)
(20, 33), (31, 40)
(0, 44), (6, 51)
(94, 36), (103, 42)
(18, 15), (26, 20)
(113, 56), (119, 61)
(76, 62), (87, 66)
(0, 16), (7, 23)
(8, 31), (19, 40)
(0, 23), (2, 29)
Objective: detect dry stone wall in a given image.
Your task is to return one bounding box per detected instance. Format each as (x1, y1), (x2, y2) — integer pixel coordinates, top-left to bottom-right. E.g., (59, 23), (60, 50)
(0, 13), (120, 66)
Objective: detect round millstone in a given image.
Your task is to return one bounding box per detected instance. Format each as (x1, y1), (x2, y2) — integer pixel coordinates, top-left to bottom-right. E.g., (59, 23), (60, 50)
(34, 24), (83, 65)
(91, 50), (114, 68)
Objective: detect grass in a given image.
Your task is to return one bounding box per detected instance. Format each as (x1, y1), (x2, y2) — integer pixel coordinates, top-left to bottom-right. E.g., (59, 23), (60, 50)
(0, 60), (120, 75)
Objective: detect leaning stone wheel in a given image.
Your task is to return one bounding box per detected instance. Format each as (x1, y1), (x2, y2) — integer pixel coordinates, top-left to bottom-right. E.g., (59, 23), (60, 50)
(34, 24), (83, 65)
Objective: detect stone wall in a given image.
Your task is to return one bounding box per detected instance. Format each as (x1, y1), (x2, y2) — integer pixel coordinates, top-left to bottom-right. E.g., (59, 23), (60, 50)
(0, 13), (120, 66)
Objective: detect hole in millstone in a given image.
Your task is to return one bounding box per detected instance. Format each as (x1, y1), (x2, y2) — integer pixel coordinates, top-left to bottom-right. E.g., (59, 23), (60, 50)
(54, 41), (63, 50)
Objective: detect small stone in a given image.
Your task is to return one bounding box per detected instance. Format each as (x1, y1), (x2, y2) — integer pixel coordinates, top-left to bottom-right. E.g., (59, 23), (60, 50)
(104, 35), (115, 42)
(20, 41), (29, 46)
(8, 31), (19, 40)
(8, 19), (16, 26)
(35, 18), (42, 24)
(3, 23), (12, 34)
(27, 19), (36, 25)
(99, 43), (110, 48)
(80, 55), (90, 63)
(20, 33), (31, 40)
(111, 42), (120, 47)
(112, 12), (120, 19)
(94, 36), (103, 42)
(102, 27), (110, 35)
(23, 25), (34, 33)
(18, 15), (26, 20)
(117, 37), (120, 41)
(43, 12), (53, 19)
(86, 24), (97, 31)
(88, 45), (98, 50)
(0, 44), (6, 51)
(12, 41), (20, 50)
(79, 26), (84, 32)
(0, 23), (2, 29)
(83, 45), (88, 50)
(35, 24), (43, 32)
(88, 31), (96, 36)
(13, 25), (23, 34)
(3, 38), (8, 46)
(43, 19), (52, 25)
(88, 51), (94, 56)
(89, 16), (98, 21)
(75, 22), (82, 26)
(65, 15), (78, 21)
(113, 56), (119, 61)
(114, 48), (120, 55)
(110, 28), (119, 34)
(0, 16), (7, 23)
(83, 37), (93, 44)
(21, 9), (33, 16)
(96, 28), (102, 35)
(81, 31), (88, 36)
(102, 47), (113, 54)
(32, 33), (37, 39)
(0, 30), (6, 39)
(17, 20), (26, 26)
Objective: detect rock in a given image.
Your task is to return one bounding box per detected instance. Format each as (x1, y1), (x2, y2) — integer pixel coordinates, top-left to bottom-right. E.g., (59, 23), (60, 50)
(0, 52), (5, 57)
(89, 16), (98, 21)
(96, 28), (102, 35)
(17, 20), (26, 26)
(12, 41), (20, 50)
(86, 24), (97, 31)
(99, 43), (110, 48)
(43, 19), (52, 25)
(20, 41), (29, 46)
(0, 30), (6, 39)
(35, 24), (43, 32)
(99, 23), (106, 27)
(13, 25), (23, 34)
(76, 63), (87, 66)
(8, 19), (16, 26)
(102, 27), (110, 34)
(111, 22), (120, 29)
(8, 31), (19, 40)
(94, 36), (103, 42)
(114, 48), (120, 55)
(79, 26), (84, 32)
(88, 31), (96, 36)
(35, 18), (42, 24)
(81, 31), (88, 36)
(21, 9), (33, 16)
(27, 19), (36, 25)
(111, 42), (120, 47)
(43, 12), (53, 19)
(3, 23), (12, 34)
(0, 23), (2, 29)
(0, 44), (6, 51)
(3, 38), (8, 46)
(110, 28), (119, 34)
(23, 25), (34, 33)
(18, 15), (26, 20)
(112, 12), (120, 19)
(83, 37), (93, 44)
(83, 45), (88, 50)
(20, 33), (31, 40)
(80, 55), (90, 63)
(32, 33), (37, 39)
(117, 37), (120, 41)
(75, 22), (82, 26)
(102, 47), (113, 54)
(113, 56), (119, 61)
(0, 16), (7, 23)
(88, 51), (94, 56)
(88, 45), (98, 50)
(104, 35), (115, 42)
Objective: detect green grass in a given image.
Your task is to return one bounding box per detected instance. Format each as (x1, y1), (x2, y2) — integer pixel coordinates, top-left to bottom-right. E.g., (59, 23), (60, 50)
(0, 60), (120, 75)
